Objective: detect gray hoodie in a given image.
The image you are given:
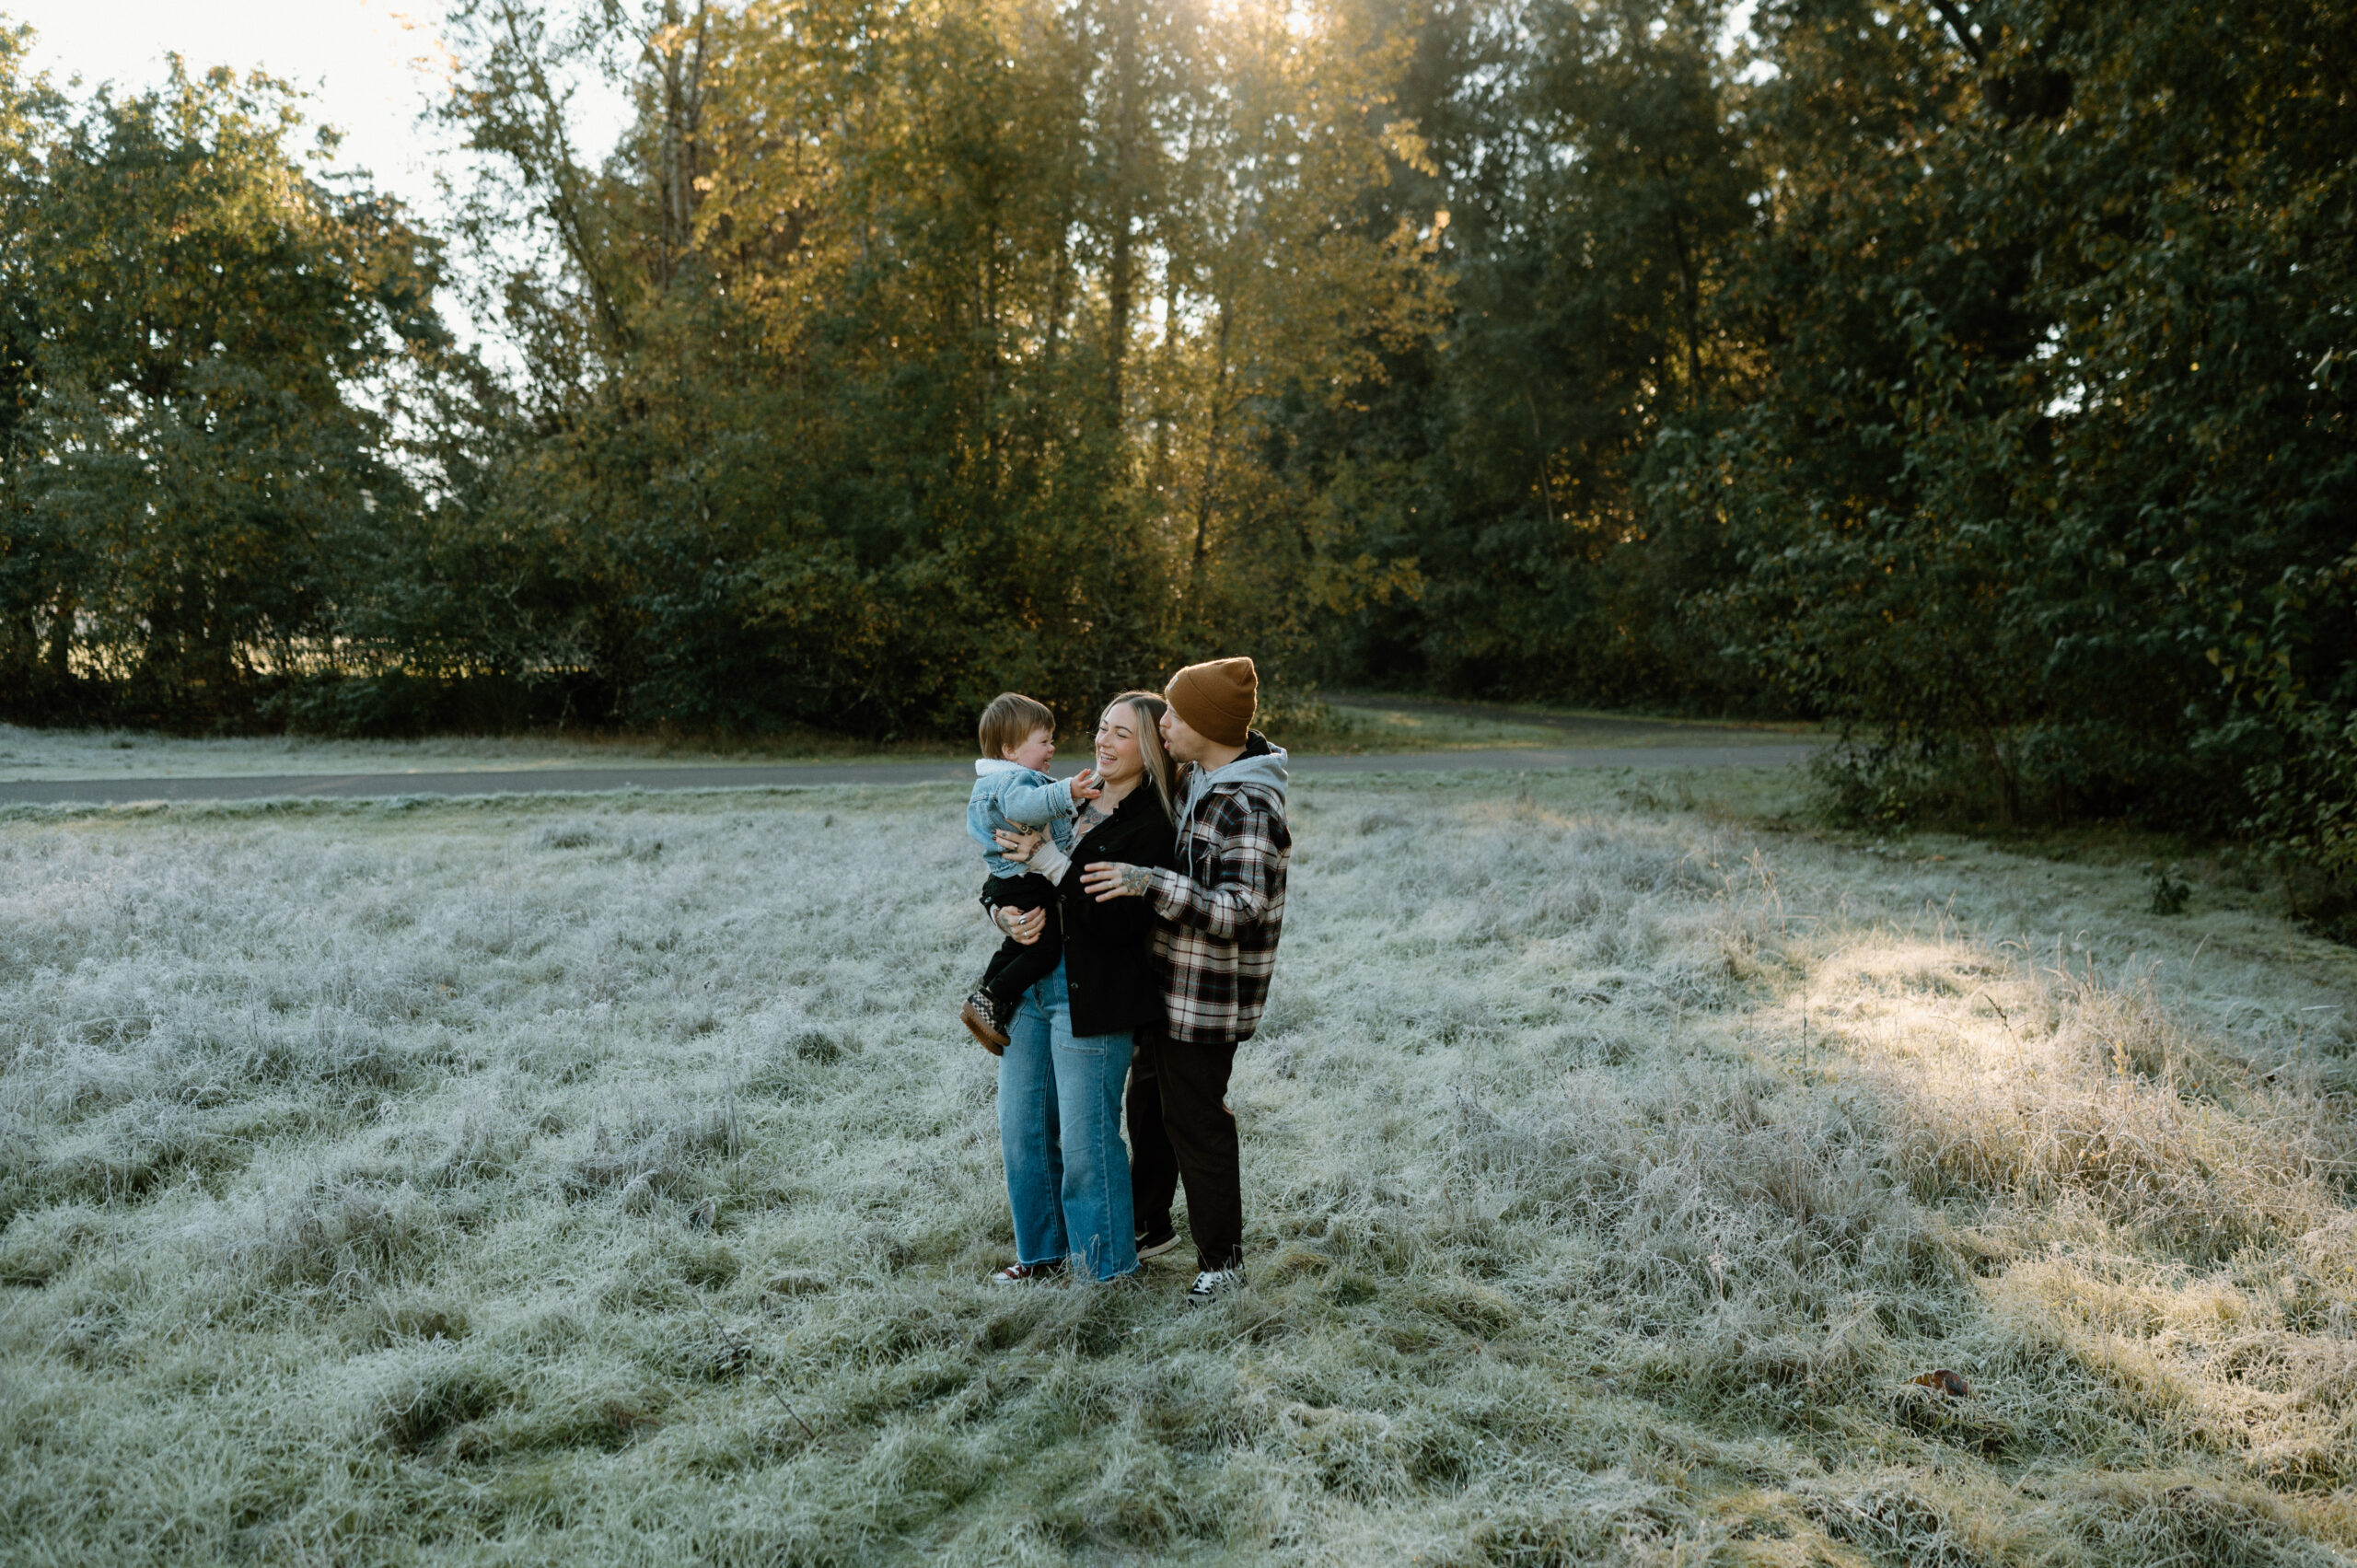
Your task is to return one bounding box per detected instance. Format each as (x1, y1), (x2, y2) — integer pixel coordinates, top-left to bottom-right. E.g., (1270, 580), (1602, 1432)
(1178, 739), (1289, 877)
(1148, 730), (1294, 1043)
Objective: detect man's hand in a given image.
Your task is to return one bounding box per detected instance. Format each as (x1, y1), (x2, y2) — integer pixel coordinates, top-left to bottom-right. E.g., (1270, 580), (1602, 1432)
(1080, 862), (1156, 902)
(993, 827), (1044, 863)
(994, 906), (1048, 945)
(1069, 767), (1102, 801)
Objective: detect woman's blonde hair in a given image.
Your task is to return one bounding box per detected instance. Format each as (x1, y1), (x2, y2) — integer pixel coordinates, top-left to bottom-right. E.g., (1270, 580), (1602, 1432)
(1106, 690), (1178, 823)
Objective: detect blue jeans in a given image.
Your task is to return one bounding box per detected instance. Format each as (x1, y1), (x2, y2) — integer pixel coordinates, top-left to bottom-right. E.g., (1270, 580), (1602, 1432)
(999, 958), (1139, 1281)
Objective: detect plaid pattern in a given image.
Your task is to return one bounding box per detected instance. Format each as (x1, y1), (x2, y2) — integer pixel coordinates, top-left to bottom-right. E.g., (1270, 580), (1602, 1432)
(1146, 779), (1290, 1045)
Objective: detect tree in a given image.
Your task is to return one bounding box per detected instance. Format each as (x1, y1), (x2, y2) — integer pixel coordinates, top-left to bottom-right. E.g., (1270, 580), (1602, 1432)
(1660, 0), (2355, 830)
(1275, 0), (1762, 703)
(429, 0), (1443, 733)
(0, 36), (448, 721)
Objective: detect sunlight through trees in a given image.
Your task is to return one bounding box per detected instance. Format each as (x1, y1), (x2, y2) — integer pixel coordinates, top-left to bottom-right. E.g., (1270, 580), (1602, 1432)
(0, 0), (2349, 880)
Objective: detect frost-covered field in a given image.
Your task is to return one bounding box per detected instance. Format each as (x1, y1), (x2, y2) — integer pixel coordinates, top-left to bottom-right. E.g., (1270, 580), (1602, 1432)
(0, 724), (962, 782)
(2, 776), (2353, 1565)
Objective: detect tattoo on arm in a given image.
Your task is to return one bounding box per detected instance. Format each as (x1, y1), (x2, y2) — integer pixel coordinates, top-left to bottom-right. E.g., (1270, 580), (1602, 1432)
(1120, 864), (1153, 896)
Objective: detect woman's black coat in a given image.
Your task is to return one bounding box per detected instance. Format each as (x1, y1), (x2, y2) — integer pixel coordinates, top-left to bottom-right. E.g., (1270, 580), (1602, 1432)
(1056, 782), (1178, 1038)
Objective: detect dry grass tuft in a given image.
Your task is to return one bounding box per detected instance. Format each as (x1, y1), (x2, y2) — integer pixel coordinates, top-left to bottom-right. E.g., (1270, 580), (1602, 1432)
(0, 775), (2351, 1562)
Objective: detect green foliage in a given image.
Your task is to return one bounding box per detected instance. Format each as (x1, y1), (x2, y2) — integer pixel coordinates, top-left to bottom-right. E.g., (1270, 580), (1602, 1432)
(1295, 0), (2353, 876)
(0, 0), (2350, 875)
(399, 0), (1440, 738)
(1288, 0), (1766, 708)
(1654, 0), (2355, 843)
(1809, 742), (1927, 832)
(0, 31), (451, 724)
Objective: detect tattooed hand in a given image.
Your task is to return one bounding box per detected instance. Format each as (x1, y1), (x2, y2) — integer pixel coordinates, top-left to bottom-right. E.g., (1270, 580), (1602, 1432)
(1080, 861), (1155, 902)
(995, 906), (1047, 944)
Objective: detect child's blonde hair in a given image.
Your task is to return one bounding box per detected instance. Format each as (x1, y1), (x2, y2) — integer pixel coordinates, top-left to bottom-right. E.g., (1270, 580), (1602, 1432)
(978, 692), (1055, 760)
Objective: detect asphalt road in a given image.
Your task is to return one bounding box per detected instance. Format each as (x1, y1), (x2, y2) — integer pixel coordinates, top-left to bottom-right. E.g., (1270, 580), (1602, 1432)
(0, 742), (1819, 806)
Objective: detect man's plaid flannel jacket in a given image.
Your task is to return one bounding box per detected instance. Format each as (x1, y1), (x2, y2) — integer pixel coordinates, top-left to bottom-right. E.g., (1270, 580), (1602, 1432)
(1145, 733), (1291, 1045)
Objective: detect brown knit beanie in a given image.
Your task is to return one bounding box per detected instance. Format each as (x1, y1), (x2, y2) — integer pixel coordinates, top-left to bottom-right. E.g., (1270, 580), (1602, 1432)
(1165, 656), (1258, 748)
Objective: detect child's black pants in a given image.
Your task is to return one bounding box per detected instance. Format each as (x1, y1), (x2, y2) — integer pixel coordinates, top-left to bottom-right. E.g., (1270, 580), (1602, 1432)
(979, 872), (1062, 1012)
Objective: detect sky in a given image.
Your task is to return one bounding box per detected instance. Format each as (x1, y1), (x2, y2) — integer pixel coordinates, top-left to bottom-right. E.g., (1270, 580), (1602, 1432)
(7, 0), (631, 349)
(12, 1), (476, 225)
(10, 1), (1769, 347)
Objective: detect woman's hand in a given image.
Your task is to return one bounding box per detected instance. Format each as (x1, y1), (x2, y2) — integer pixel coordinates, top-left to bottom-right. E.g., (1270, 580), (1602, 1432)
(993, 827), (1044, 863)
(1080, 862), (1156, 902)
(993, 905), (1048, 945)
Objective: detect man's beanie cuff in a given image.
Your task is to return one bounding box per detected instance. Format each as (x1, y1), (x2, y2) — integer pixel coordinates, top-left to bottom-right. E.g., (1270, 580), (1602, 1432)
(1166, 657), (1258, 748)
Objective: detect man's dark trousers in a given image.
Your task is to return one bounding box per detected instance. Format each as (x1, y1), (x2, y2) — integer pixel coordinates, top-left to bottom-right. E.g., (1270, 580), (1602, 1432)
(1128, 1027), (1243, 1272)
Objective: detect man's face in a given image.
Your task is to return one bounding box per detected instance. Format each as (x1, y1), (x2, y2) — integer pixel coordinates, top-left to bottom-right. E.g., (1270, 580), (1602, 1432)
(1159, 703), (1208, 763)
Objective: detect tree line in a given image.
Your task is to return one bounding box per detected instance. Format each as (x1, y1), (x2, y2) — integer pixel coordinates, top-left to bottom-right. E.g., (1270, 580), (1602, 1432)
(0, 2), (2350, 881)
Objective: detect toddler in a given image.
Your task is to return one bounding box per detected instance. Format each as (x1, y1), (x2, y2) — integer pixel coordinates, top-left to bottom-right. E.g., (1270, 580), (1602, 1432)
(960, 692), (1095, 1051)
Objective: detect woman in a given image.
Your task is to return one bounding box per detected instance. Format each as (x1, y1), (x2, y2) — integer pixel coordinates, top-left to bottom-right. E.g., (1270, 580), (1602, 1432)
(984, 691), (1179, 1283)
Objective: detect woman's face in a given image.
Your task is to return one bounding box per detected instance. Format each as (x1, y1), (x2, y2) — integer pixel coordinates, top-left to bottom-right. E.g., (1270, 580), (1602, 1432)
(1094, 703), (1147, 788)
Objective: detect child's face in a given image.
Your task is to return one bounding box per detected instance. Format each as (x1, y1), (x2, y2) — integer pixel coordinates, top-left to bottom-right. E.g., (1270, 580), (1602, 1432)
(1004, 726), (1054, 772)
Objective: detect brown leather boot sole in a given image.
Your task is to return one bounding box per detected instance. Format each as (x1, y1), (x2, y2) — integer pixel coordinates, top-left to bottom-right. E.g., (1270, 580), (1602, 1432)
(960, 999), (1008, 1055)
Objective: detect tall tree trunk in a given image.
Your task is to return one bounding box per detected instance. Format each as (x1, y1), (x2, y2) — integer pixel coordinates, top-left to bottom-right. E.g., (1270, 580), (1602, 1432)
(1107, 222), (1132, 420)
(983, 223), (1000, 472)
(490, 0), (633, 353)
(1032, 198), (1073, 475)
(650, 0), (710, 287)
(1103, 0), (1141, 426)
(1657, 158), (1704, 404)
(1524, 387), (1556, 525)
(41, 592), (72, 692)
(1150, 264), (1182, 488)
(1189, 303), (1232, 597)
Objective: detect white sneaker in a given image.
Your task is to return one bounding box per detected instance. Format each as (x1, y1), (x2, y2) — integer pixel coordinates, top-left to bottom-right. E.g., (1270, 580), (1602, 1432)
(1184, 1268), (1243, 1305)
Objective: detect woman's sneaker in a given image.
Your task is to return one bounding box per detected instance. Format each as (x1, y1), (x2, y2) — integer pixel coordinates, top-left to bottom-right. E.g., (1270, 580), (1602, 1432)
(991, 1260), (1065, 1284)
(960, 989), (1009, 1054)
(1135, 1224), (1181, 1261)
(1184, 1268), (1244, 1305)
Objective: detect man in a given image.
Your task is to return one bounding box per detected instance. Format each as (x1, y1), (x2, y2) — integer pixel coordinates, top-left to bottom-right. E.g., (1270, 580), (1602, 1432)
(1080, 656), (1290, 1304)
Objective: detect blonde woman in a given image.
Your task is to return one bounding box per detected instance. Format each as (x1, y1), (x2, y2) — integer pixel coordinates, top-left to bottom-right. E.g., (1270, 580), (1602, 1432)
(984, 692), (1179, 1283)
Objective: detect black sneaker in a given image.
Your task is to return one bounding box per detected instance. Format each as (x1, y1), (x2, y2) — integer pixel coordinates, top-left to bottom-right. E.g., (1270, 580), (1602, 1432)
(1135, 1224), (1181, 1261)
(1184, 1267), (1244, 1305)
(960, 989), (1008, 1054)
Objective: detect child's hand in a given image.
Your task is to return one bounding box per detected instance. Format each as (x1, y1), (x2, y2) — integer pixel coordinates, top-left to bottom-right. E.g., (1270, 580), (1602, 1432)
(1069, 768), (1102, 801)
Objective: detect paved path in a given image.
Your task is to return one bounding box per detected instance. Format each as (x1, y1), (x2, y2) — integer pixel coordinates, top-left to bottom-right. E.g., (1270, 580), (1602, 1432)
(0, 742), (1818, 806)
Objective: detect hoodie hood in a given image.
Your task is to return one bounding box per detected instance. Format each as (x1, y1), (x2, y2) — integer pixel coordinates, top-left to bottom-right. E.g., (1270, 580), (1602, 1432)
(1181, 730), (1289, 821)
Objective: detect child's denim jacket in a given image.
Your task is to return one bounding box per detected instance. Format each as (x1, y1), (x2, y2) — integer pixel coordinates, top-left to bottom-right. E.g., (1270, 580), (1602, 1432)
(968, 761), (1080, 879)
